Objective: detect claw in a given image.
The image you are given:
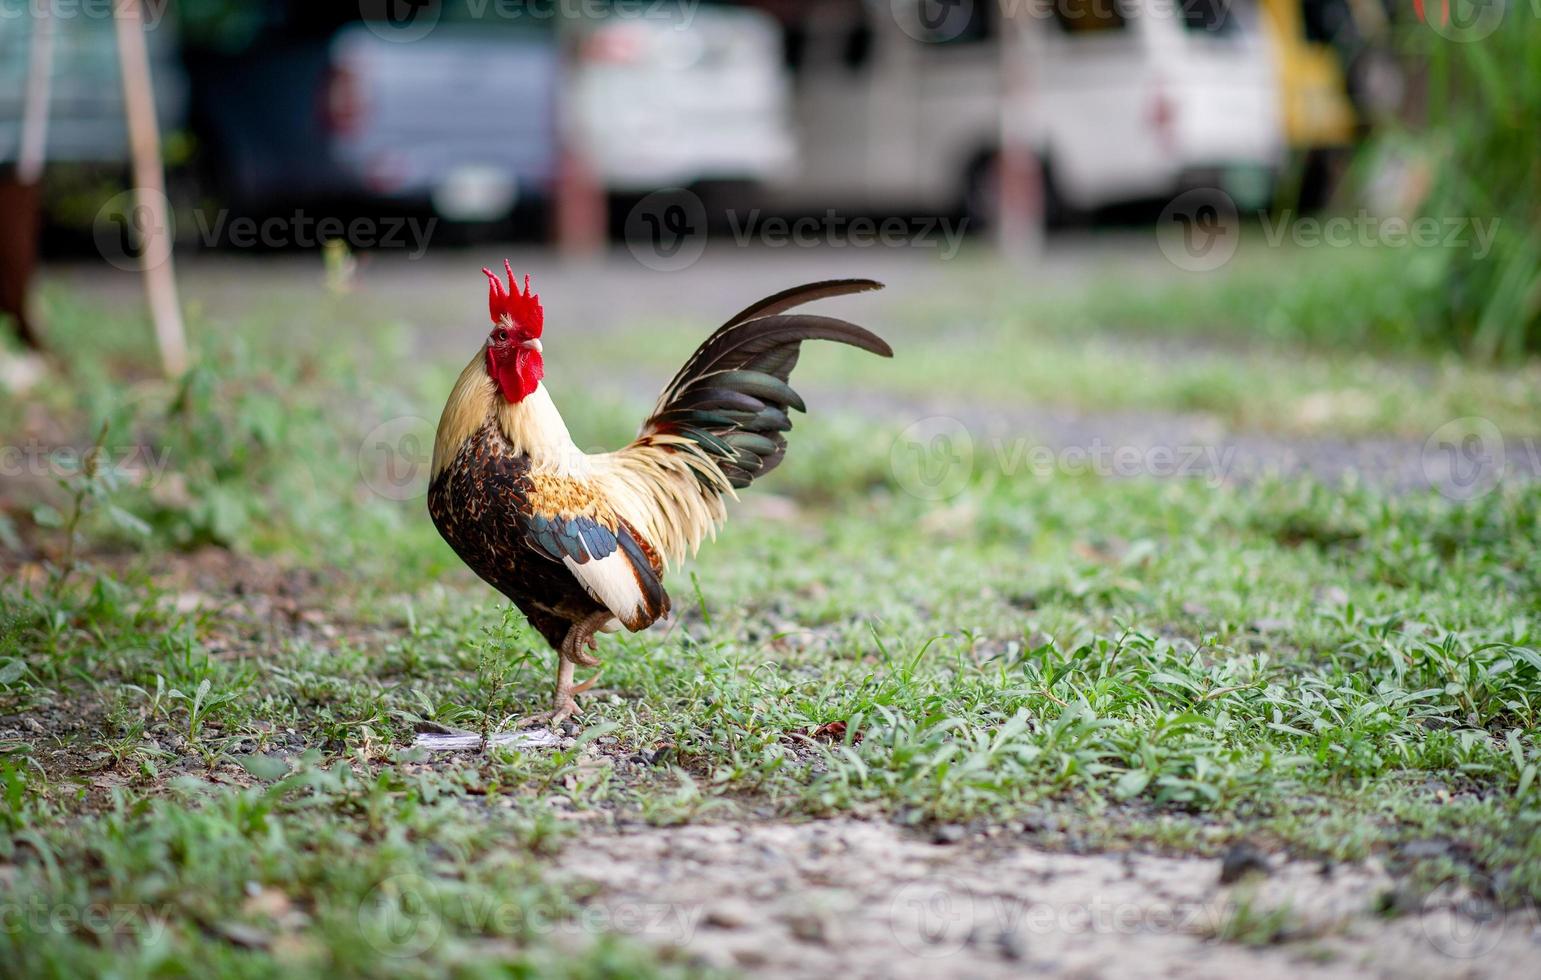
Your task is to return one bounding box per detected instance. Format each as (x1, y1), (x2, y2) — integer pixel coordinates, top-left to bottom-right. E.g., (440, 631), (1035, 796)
(515, 696), (580, 729)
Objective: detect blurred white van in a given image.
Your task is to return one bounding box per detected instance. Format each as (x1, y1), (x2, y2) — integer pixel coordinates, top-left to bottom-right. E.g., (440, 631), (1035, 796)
(773, 0), (1285, 222)
(572, 4), (795, 192)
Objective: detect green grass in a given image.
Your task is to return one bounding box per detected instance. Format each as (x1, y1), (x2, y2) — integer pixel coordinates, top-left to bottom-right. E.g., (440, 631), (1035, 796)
(2, 262), (1539, 975)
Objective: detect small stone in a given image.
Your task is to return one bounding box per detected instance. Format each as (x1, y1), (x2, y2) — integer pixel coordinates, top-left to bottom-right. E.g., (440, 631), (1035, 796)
(1249, 618), (1291, 634)
(786, 913), (827, 944)
(998, 929), (1028, 961)
(732, 948), (769, 968)
(1219, 843), (1270, 884)
(933, 824), (966, 845)
(1400, 839), (1453, 861)
(705, 903), (750, 929)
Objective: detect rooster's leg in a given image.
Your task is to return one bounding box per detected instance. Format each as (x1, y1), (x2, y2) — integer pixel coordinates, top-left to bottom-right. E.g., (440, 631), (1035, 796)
(514, 658), (582, 728)
(515, 613), (610, 729)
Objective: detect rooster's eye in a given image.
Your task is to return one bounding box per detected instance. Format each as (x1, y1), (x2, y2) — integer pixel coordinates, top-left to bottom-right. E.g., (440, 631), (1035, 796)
(494, 330), (508, 343)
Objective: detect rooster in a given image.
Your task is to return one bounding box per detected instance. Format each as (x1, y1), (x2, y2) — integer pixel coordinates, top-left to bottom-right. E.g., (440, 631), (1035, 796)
(428, 263), (889, 727)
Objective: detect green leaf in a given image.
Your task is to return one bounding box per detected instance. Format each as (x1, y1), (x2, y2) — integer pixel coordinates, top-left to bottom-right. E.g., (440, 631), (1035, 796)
(31, 505), (65, 529)
(1115, 769), (1151, 800)
(0, 513), (20, 551)
(106, 505), (152, 538)
(237, 755), (291, 781)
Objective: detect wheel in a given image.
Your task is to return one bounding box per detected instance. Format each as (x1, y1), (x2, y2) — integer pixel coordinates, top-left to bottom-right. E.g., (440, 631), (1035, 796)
(963, 151), (1075, 234)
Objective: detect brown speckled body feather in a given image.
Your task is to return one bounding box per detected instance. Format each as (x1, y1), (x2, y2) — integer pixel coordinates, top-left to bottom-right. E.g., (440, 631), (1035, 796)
(428, 422), (614, 649)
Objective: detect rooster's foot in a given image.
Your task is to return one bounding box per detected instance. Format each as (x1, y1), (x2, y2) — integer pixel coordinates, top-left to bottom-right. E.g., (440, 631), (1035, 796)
(513, 698), (580, 730)
(516, 660), (601, 729)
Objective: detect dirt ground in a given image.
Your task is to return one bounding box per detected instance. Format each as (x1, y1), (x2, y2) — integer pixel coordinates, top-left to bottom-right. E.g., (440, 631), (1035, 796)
(552, 820), (1539, 979)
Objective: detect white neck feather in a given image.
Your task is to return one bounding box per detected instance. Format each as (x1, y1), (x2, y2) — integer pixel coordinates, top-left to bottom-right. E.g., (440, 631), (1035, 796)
(432, 353), (585, 479)
(496, 383), (586, 475)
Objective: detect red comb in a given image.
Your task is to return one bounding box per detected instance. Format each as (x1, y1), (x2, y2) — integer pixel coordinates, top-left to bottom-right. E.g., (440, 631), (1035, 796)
(483, 260), (543, 337)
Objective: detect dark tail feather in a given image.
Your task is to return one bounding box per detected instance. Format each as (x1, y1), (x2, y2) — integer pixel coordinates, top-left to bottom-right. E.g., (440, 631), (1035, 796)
(638, 283), (889, 490)
(719, 278), (885, 331)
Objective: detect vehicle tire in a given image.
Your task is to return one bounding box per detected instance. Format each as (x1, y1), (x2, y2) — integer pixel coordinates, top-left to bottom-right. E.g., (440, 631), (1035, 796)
(964, 151), (1074, 234)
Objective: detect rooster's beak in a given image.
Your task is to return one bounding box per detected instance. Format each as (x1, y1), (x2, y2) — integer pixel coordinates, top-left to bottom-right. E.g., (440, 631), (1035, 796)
(521, 338), (542, 353)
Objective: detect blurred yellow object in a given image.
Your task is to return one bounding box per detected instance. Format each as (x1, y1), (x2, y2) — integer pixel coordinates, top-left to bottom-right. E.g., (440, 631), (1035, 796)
(1260, 0), (1357, 150)
(324, 239), (357, 295)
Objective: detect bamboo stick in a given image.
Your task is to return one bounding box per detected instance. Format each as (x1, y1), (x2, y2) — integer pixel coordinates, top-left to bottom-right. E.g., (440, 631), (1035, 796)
(18, 4), (54, 185)
(112, 0), (188, 377)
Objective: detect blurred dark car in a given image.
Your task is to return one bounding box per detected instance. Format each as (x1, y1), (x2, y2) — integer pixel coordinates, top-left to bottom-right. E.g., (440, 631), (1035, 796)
(182, 5), (559, 222)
